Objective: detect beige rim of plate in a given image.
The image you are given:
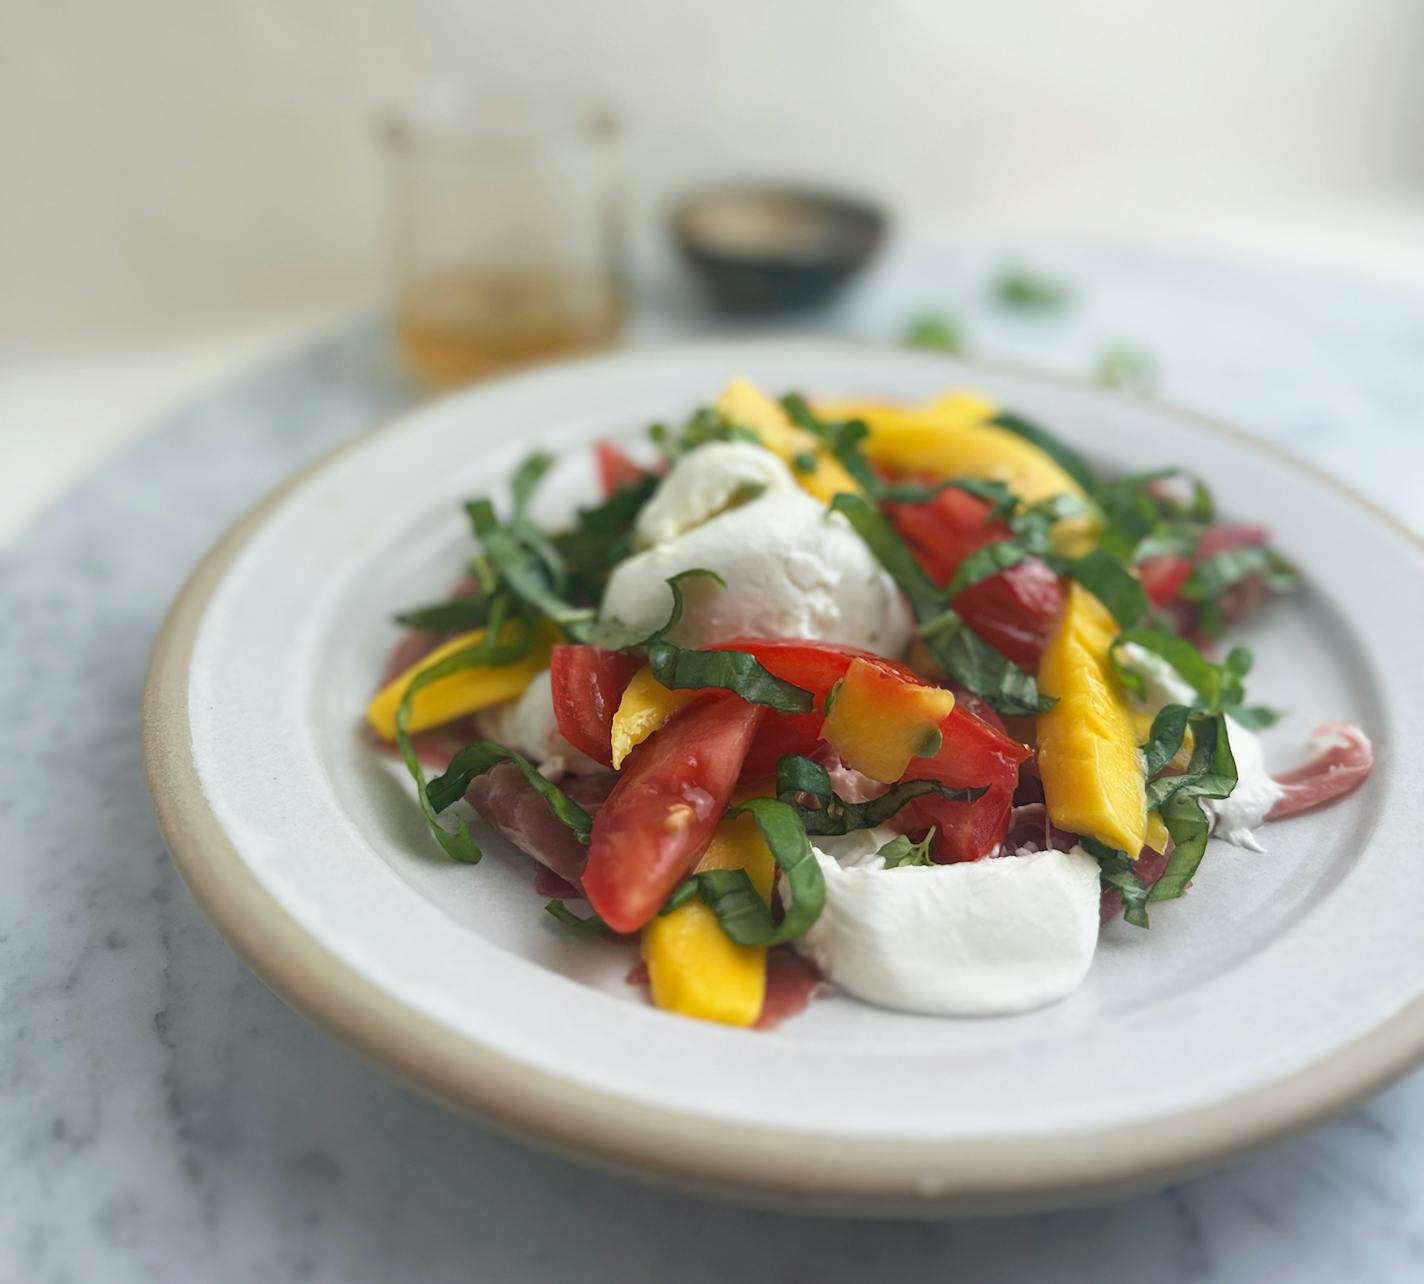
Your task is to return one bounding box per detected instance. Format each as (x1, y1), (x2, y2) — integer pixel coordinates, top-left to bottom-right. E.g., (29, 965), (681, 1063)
(142, 341), (1424, 1215)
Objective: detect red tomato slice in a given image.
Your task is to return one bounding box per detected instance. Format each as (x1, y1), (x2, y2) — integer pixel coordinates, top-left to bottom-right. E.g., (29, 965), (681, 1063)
(884, 489), (1064, 667)
(895, 705), (1032, 862)
(1137, 554), (1194, 607)
(549, 645), (643, 768)
(583, 696), (765, 932)
(594, 440), (648, 497)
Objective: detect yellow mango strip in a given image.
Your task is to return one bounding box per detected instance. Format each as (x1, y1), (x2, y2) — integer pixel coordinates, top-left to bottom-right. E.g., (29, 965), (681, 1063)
(816, 392), (1100, 557)
(366, 621), (554, 741)
(609, 666), (698, 769)
(821, 657), (955, 783)
(715, 378), (861, 502)
(642, 813), (776, 1026)
(1146, 812), (1170, 855)
(1037, 582), (1148, 856)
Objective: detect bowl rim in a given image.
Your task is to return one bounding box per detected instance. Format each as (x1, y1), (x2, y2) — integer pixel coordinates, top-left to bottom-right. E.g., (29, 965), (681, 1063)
(142, 336), (1424, 1215)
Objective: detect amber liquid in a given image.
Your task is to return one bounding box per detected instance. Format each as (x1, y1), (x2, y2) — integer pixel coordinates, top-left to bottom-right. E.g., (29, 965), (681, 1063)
(395, 270), (625, 386)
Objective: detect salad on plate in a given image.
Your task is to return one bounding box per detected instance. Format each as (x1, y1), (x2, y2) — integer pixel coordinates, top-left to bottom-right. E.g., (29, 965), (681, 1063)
(366, 378), (1374, 1027)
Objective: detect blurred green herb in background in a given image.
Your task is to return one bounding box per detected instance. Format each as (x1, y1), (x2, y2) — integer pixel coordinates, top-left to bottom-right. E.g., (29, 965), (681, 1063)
(903, 313), (966, 354)
(1097, 343), (1159, 395)
(993, 265), (1072, 311)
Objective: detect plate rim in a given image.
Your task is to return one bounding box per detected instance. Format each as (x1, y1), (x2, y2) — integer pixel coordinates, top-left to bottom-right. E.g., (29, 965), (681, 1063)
(142, 336), (1424, 1214)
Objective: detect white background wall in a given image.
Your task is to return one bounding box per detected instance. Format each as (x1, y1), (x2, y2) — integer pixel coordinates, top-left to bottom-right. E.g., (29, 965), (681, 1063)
(4, 0), (1423, 360)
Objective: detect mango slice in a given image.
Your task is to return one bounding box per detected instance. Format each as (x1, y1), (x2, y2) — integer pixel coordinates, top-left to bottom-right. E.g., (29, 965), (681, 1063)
(815, 392), (1099, 556)
(642, 813), (776, 1026)
(715, 378), (861, 502)
(609, 666), (698, 769)
(1037, 582), (1148, 856)
(366, 621), (553, 741)
(821, 658), (955, 783)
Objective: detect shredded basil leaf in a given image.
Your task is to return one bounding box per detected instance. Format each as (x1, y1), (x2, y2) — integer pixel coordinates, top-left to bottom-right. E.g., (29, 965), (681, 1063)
(1063, 548), (1148, 628)
(878, 476), (1018, 518)
(828, 492), (945, 617)
(1081, 837), (1151, 928)
(990, 412), (1097, 493)
(544, 899), (608, 932)
(392, 601), (536, 863)
(585, 568), (725, 651)
(780, 394), (881, 493)
(774, 754), (985, 835)
(510, 451), (555, 517)
(672, 798), (826, 945)
(1140, 703), (1192, 777)
(1112, 628), (1248, 712)
(1143, 711), (1239, 904)
(942, 540), (1027, 600)
(645, 642), (814, 713)
(393, 592), (493, 632)
(426, 740), (594, 844)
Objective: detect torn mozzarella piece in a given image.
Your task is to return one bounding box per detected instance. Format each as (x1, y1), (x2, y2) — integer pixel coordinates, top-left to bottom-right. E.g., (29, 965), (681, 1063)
(477, 669), (602, 779)
(602, 444), (913, 653)
(790, 833), (1103, 1016)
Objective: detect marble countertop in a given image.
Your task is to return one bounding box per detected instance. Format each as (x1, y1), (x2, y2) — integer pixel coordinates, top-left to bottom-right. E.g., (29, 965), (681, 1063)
(3, 237), (1423, 1283)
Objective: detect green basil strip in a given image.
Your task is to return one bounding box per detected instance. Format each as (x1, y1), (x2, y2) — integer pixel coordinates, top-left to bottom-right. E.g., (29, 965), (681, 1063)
(779, 393), (881, 493)
(1228, 704), (1283, 732)
(510, 451), (555, 516)
(1009, 492), (1095, 556)
(1148, 792), (1211, 903)
(426, 740), (593, 843)
(584, 568), (725, 652)
(1140, 703), (1191, 777)
(774, 754), (986, 835)
(1143, 712), (1237, 811)
(829, 492), (1048, 716)
(942, 540), (1027, 600)
(990, 411), (1097, 492)
(1065, 548), (1148, 628)
(645, 642), (814, 713)
(467, 498), (598, 640)
(878, 476), (1018, 518)
(393, 600), (535, 863)
(828, 492), (946, 618)
(544, 899), (608, 933)
(1081, 837), (1151, 928)
(1182, 545), (1299, 603)
(715, 797), (826, 945)
(917, 609), (1050, 717)
(394, 592), (492, 632)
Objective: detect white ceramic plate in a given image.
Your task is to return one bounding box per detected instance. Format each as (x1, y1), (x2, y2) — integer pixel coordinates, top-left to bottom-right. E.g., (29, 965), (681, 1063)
(144, 339), (1424, 1214)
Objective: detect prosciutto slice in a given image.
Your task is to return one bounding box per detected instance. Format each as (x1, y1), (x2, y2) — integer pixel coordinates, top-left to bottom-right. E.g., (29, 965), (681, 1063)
(1268, 723), (1374, 820)
(466, 764), (616, 889)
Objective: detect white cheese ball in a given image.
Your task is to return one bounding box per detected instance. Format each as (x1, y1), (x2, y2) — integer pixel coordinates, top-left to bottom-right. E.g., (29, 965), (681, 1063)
(476, 669), (602, 779)
(602, 444), (913, 654)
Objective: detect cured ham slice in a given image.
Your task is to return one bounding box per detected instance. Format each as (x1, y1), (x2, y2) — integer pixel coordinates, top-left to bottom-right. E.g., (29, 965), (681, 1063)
(1269, 723), (1374, 820)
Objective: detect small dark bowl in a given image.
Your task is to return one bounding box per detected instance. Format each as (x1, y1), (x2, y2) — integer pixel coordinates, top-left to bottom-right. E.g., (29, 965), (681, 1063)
(671, 183), (888, 314)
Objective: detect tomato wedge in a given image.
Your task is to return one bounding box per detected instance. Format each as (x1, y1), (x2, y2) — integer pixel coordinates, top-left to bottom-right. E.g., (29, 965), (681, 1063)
(594, 440), (649, 497)
(884, 488), (1064, 667)
(894, 705), (1031, 862)
(1137, 554), (1194, 607)
(583, 695), (765, 932)
(549, 644), (643, 768)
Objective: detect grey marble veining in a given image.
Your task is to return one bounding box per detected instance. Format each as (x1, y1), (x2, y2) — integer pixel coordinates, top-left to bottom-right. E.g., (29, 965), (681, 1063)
(2, 238), (1423, 1283)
